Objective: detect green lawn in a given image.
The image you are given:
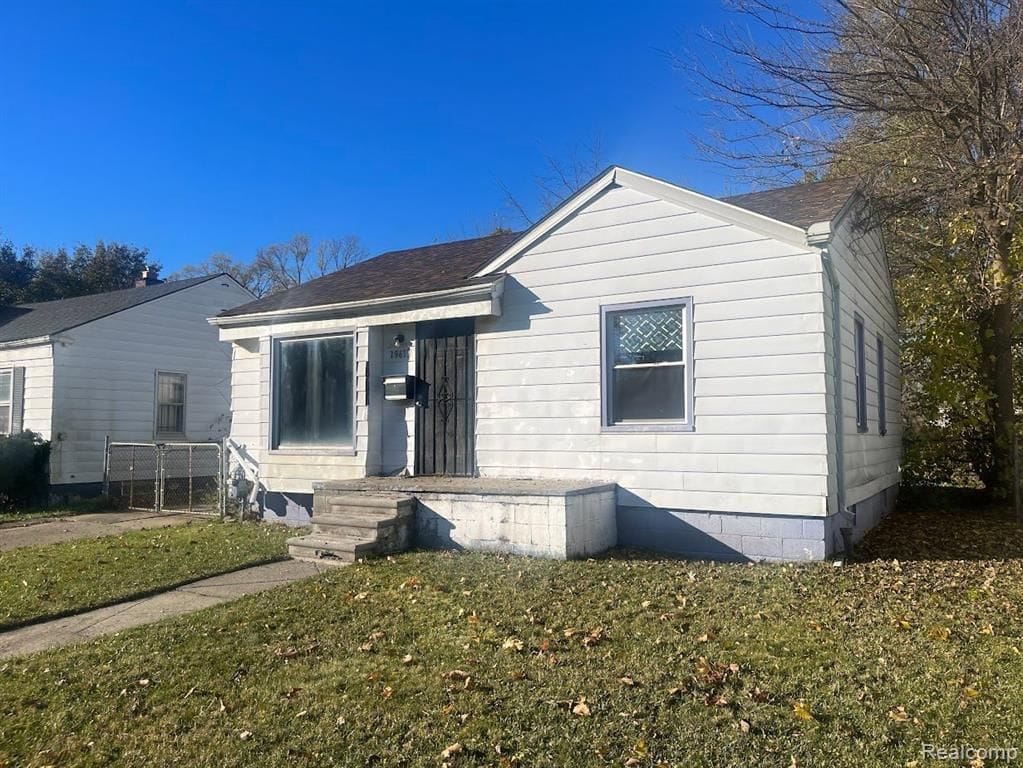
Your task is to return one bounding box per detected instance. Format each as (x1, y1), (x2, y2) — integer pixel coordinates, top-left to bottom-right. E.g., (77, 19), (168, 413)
(0, 497), (112, 526)
(2, 493), (1023, 767)
(0, 521), (289, 629)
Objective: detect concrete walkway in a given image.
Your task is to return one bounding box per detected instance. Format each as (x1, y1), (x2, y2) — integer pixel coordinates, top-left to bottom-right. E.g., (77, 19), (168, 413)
(0, 559), (334, 659)
(0, 511), (195, 551)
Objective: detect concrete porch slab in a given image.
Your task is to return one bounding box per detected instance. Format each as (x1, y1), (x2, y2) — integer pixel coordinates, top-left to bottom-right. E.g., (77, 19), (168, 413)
(318, 476), (616, 497)
(316, 476), (618, 559)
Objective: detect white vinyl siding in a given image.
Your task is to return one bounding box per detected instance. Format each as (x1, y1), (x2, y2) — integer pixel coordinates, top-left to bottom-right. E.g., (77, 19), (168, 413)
(49, 277), (253, 485)
(475, 184), (832, 517)
(823, 204), (902, 508)
(0, 344), (54, 442)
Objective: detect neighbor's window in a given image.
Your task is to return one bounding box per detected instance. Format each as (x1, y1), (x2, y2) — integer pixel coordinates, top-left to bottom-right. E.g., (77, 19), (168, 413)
(274, 334), (354, 448)
(877, 333), (887, 436)
(603, 299), (693, 429)
(156, 372), (187, 437)
(0, 369), (11, 435)
(854, 316), (868, 433)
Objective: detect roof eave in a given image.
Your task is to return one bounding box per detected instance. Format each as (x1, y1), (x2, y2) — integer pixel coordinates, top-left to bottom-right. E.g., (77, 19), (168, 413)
(209, 277), (505, 328)
(806, 221), (834, 246)
(0, 334), (54, 350)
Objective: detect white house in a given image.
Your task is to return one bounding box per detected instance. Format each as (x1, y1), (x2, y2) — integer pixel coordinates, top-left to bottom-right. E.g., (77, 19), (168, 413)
(212, 167), (901, 561)
(0, 272), (254, 497)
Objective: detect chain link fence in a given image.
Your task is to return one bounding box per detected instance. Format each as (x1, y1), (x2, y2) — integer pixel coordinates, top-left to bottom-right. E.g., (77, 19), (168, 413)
(104, 441), (224, 517)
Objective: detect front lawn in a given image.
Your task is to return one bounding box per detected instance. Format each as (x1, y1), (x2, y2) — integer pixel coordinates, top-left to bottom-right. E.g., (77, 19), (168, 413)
(0, 497), (112, 526)
(2, 494), (1022, 767)
(0, 521), (289, 629)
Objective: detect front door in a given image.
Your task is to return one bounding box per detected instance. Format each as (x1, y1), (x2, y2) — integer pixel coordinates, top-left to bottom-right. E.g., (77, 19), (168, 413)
(415, 318), (475, 476)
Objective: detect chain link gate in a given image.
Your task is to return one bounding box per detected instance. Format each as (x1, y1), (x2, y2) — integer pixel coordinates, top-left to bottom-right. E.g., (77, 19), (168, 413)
(104, 440), (225, 517)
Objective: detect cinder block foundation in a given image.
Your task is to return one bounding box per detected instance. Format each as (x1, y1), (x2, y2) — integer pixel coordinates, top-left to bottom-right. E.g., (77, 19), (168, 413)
(619, 483), (898, 562)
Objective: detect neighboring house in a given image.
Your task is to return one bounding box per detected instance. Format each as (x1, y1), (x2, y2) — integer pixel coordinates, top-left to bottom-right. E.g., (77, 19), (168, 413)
(0, 271), (254, 497)
(212, 167), (901, 561)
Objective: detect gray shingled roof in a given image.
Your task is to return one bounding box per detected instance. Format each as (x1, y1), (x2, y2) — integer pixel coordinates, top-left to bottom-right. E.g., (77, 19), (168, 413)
(0, 274), (226, 344)
(219, 175), (860, 320)
(219, 232), (522, 318)
(722, 177), (860, 230)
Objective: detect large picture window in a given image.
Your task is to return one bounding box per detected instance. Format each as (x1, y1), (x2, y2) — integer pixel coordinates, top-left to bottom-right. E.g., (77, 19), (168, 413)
(602, 298), (693, 430)
(273, 334), (355, 448)
(156, 371), (186, 438)
(0, 369), (11, 435)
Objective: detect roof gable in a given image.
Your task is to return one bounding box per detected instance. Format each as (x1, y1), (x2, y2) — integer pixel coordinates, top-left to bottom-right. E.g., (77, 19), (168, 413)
(471, 167), (849, 277)
(0, 274), (236, 345)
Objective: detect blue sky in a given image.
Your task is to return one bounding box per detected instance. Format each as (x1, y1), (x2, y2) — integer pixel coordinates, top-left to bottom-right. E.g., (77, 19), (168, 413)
(1, 1), (776, 273)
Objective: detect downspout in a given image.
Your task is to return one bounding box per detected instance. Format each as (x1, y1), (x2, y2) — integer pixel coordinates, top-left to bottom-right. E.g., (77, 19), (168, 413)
(819, 245), (855, 551)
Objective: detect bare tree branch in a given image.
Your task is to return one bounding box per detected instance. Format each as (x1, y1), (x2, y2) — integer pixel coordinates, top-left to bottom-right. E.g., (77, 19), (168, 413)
(500, 137), (607, 226)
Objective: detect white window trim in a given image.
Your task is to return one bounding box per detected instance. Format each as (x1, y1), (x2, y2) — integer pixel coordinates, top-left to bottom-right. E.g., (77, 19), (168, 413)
(853, 314), (868, 433)
(270, 332), (357, 452)
(0, 368), (12, 436)
(877, 332), (887, 436)
(600, 297), (695, 433)
(154, 370), (187, 440)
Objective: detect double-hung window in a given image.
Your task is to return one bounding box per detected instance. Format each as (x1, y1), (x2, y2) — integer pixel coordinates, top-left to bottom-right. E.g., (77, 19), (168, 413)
(156, 372), (187, 438)
(0, 369), (11, 435)
(602, 298), (693, 430)
(273, 334), (355, 448)
(853, 315), (868, 433)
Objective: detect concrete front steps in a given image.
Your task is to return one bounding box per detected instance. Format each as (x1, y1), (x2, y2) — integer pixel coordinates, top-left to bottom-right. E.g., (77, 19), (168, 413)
(287, 492), (415, 564)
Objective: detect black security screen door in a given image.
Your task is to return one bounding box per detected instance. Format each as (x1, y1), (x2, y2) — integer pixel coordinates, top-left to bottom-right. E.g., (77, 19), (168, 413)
(415, 318), (475, 476)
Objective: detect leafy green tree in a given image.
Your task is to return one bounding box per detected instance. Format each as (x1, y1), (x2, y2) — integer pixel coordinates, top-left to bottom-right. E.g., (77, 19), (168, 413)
(888, 211), (1007, 485)
(71, 241), (153, 295)
(0, 237), (157, 304)
(28, 248), (79, 302)
(691, 0), (1023, 496)
(0, 239), (37, 305)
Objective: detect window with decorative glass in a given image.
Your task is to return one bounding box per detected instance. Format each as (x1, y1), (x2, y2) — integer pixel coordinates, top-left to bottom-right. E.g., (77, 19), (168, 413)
(603, 299), (692, 428)
(156, 372), (187, 437)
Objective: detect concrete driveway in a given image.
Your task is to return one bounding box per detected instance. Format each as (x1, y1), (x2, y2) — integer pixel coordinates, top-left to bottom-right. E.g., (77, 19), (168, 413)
(0, 511), (196, 551)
